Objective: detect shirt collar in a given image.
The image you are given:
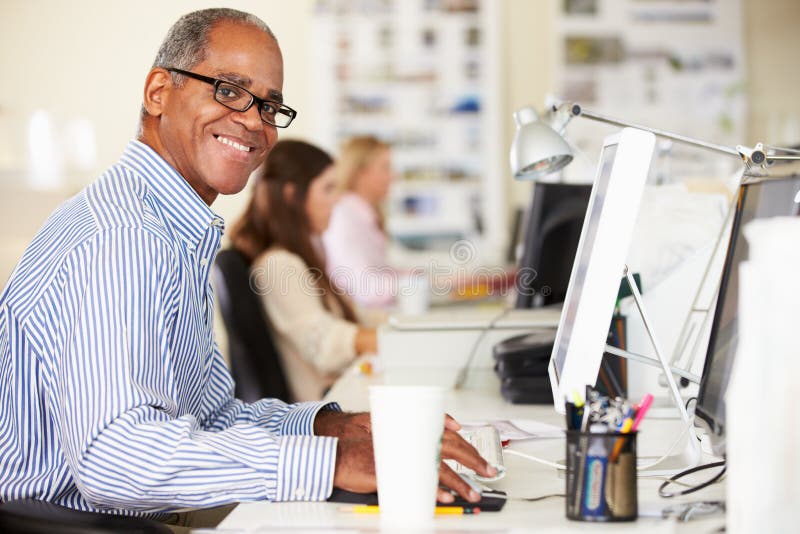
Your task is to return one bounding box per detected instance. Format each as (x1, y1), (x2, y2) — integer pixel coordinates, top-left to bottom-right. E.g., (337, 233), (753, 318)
(119, 140), (224, 249)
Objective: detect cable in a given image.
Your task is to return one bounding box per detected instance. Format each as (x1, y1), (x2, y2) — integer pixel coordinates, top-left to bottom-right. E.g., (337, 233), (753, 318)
(658, 460), (726, 498)
(645, 476), (698, 489)
(636, 419), (692, 471)
(503, 448), (565, 470)
(504, 416), (693, 473)
(510, 493), (565, 502)
(453, 307), (513, 389)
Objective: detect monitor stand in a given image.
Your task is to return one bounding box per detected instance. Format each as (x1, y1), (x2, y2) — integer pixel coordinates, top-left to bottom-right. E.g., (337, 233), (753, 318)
(605, 266), (702, 476)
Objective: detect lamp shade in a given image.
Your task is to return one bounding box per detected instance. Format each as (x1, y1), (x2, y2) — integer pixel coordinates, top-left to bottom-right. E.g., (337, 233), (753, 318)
(510, 106), (573, 180)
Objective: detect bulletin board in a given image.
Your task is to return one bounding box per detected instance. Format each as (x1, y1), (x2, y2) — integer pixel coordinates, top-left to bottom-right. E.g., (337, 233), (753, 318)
(553, 0), (746, 180)
(310, 0), (506, 257)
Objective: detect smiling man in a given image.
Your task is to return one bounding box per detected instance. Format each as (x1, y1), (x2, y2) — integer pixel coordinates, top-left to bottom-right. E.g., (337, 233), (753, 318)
(0, 8), (492, 526)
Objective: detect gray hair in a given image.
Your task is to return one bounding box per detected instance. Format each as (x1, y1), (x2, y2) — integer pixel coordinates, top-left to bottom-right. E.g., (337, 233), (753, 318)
(152, 8), (275, 72)
(139, 8), (276, 122)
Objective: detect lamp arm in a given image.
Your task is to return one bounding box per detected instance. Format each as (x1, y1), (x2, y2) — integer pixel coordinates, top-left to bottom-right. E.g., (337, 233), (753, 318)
(561, 102), (742, 158)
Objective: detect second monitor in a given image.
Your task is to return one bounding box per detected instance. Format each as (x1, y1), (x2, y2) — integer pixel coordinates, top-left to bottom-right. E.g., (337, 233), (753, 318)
(515, 182), (592, 309)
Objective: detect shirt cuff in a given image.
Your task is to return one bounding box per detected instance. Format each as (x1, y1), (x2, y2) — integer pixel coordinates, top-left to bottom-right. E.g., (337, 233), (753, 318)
(272, 434), (338, 501)
(279, 401), (341, 436)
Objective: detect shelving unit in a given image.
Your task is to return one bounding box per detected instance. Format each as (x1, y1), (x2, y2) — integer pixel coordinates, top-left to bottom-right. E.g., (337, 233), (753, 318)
(311, 0), (505, 262)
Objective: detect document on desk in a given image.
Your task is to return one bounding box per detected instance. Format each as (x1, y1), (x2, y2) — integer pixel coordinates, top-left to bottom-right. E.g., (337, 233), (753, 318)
(462, 419), (564, 441)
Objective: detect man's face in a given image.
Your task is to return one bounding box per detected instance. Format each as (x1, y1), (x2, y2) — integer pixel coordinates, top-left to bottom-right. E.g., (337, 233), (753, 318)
(153, 21), (284, 204)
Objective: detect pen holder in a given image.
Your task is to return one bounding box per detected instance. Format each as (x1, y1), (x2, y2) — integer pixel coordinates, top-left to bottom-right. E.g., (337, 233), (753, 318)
(565, 430), (637, 522)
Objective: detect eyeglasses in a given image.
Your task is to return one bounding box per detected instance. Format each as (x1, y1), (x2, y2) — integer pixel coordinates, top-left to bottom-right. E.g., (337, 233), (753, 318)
(166, 68), (297, 128)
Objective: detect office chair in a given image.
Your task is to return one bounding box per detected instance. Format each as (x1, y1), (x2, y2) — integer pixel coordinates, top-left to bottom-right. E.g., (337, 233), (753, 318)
(0, 499), (171, 533)
(213, 248), (291, 403)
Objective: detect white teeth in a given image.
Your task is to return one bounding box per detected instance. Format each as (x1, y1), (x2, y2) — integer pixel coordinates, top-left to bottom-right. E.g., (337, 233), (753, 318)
(215, 135), (251, 152)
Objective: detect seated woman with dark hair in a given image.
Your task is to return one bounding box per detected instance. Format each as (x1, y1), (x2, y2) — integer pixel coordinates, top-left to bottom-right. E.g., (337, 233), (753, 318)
(228, 140), (378, 402)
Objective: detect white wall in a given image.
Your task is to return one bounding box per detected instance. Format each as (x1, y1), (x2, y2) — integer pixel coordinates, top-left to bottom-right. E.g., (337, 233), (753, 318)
(744, 0), (800, 145)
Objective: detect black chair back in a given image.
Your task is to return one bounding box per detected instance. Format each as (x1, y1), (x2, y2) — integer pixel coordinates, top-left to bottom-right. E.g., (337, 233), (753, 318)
(213, 249), (291, 403)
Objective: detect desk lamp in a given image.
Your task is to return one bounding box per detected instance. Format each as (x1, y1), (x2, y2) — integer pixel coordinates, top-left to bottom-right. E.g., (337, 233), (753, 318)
(510, 102), (776, 182)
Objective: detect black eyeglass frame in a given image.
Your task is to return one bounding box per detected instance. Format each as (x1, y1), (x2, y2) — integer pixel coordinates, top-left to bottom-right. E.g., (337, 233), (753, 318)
(166, 67), (297, 128)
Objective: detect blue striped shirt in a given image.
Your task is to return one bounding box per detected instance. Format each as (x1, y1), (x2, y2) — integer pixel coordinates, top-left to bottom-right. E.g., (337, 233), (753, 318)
(0, 140), (338, 515)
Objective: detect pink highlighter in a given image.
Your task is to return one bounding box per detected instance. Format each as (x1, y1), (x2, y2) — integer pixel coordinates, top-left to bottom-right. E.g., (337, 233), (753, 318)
(631, 393), (654, 431)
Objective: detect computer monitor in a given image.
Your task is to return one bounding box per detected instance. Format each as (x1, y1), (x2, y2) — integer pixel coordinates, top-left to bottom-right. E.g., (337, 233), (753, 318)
(548, 128), (656, 413)
(515, 182), (592, 309)
(695, 173), (800, 457)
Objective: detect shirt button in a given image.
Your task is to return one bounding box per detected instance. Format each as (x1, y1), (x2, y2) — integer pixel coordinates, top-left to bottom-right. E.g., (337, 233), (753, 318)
(200, 258), (208, 266)
(293, 488), (305, 498)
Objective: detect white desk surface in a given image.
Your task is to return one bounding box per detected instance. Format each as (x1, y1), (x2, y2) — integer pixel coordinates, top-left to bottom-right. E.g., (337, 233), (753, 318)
(218, 369), (725, 533)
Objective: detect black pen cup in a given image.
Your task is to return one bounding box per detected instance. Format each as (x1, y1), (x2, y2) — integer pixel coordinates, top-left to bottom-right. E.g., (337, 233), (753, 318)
(565, 430), (637, 521)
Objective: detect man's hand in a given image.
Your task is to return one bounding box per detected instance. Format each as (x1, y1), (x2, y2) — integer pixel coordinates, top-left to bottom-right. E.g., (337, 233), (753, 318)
(314, 410), (371, 440)
(315, 411), (376, 493)
(437, 415), (497, 503)
(333, 438), (377, 493)
(316, 410), (496, 503)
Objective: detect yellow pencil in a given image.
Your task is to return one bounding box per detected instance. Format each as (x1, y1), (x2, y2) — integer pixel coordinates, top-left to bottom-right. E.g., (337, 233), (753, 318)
(609, 417), (634, 462)
(340, 505), (480, 515)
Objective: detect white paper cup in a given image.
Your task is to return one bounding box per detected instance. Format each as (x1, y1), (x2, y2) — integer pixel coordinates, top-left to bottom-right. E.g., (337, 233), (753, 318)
(369, 385), (445, 529)
(396, 271), (430, 315)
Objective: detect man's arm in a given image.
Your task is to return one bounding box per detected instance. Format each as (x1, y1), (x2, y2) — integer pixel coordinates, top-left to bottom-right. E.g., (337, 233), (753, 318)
(201, 344), (342, 435)
(47, 229), (336, 511)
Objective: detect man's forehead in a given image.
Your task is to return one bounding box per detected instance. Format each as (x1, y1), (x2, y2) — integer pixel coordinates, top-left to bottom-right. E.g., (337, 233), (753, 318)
(214, 71), (284, 102)
(200, 22), (284, 102)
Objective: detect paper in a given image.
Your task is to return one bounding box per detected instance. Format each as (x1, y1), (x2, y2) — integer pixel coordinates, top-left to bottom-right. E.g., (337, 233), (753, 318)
(462, 419), (563, 442)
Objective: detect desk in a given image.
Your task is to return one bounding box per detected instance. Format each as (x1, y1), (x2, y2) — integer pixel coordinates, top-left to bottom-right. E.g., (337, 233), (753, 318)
(219, 369), (725, 532)
(378, 307), (561, 387)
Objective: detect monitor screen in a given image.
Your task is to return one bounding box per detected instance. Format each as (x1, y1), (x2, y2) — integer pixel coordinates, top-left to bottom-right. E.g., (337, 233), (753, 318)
(696, 174), (800, 456)
(548, 128), (656, 412)
(515, 182), (592, 309)
(551, 146), (616, 379)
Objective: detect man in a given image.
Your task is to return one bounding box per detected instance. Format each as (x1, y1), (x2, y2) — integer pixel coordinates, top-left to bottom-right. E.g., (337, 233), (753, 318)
(0, 8), (492, 519)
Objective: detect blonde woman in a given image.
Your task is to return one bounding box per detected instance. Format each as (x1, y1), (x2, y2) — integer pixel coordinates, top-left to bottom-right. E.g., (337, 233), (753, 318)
(229, 140), (378, 402)
(323, 136), (395, 309)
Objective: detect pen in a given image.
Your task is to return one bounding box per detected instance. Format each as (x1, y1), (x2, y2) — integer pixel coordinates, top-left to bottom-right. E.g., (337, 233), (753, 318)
(631, 393), (653, 431)
(340, 505), (480, 515)
(609, 417), (633, 462)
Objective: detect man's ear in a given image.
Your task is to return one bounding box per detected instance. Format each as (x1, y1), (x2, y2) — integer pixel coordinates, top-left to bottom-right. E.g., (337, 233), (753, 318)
(142, 68), (173, 117)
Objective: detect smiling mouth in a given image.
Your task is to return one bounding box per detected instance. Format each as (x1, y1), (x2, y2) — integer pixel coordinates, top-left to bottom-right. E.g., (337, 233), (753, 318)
(214, 135), (254, 153)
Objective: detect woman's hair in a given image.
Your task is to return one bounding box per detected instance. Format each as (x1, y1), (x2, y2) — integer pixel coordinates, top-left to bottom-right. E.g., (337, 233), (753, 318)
(337, 136), (391, 192)
(229, 139), (357, 321)
(337, 135), (390, 229)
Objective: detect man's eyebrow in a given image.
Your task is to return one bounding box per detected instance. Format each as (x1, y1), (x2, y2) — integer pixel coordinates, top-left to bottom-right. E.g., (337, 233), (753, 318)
(217, 72), (283, 103)
(216, 72), (252, 87)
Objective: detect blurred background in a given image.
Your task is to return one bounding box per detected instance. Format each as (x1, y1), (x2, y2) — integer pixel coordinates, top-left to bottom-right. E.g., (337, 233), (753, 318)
(0, 0), (798, 285)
